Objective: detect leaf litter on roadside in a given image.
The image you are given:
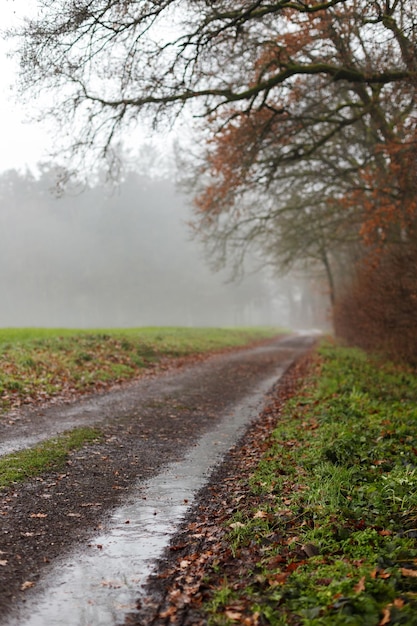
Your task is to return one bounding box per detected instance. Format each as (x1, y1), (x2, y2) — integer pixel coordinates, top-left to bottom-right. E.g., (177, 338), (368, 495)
(128, 345), (417, 625)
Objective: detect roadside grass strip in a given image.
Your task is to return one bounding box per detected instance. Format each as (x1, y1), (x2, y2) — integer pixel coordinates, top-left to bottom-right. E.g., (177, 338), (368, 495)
(207, 344), (417, 625)
(0, 428), (102, 489)
(0, 327), (280, 413)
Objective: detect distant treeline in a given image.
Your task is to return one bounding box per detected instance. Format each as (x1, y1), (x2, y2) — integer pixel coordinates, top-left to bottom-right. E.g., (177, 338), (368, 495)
(0, 166), (295, 328)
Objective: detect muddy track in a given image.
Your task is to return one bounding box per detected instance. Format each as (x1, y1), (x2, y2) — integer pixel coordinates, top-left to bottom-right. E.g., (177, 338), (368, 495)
(125, 351), (313, 626)
(0, 334), (315, 625)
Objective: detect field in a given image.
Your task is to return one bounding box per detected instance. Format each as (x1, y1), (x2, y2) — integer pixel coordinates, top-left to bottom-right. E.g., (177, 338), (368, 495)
(0, 327), (281, 413)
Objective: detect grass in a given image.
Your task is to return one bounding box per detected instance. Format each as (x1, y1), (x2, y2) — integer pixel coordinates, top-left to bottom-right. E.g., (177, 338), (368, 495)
(0, 427), (102, 489)
(205, 342), (417, 625)
(0, 327), (281, 413)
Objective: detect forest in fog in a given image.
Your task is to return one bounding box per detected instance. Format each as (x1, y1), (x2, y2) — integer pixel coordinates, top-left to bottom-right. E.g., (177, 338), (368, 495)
(0, 165), (325, 329)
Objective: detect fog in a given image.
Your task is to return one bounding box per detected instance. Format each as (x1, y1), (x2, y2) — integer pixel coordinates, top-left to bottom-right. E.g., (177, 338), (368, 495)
(0, 165), (327, 329)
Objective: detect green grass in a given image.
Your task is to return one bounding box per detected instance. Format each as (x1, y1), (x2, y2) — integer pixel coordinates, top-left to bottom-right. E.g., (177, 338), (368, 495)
(0, 327), (281, 413)
(205, 342), (417, 625)
(0, 326), (280, 346)
(0, 427), (102, 489)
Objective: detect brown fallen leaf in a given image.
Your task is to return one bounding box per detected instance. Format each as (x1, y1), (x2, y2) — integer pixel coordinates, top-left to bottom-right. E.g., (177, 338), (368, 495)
(372, 568), (391, 579)
(268, 554), (286, 567)
(393, 598), (405, 609)
(0, 560), (8, 567)
(379, 607), (391, 626)
(268, 572), (289, 585)
(229, 522), (245, 529)
(30, 513), (47, 519)
(169, 544), (188, 552)
(302, 543), (320, 557)
(354, 576), (366, 594)
(401, 567), (417, 577)
(225, 610), (243, 621)
(21, 581), (35, 591)
(159, 606), (176, 619)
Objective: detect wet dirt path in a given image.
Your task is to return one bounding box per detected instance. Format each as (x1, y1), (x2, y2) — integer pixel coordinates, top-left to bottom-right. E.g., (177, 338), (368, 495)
(0, 334), (315, 625)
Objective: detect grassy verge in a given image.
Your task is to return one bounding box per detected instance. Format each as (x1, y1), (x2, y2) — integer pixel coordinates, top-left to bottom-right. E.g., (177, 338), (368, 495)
(206, 343), (417, 625)
(0, 427), (101, 489)
(0, 327), (280, 413)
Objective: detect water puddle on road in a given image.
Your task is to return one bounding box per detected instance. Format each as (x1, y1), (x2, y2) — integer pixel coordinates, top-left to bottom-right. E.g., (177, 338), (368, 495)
(4, 361), (294, 626)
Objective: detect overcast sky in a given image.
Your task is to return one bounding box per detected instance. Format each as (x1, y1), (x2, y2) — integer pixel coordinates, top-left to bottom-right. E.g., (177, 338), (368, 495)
(0, 1), (50, 171)
(0, 1), (177, 175)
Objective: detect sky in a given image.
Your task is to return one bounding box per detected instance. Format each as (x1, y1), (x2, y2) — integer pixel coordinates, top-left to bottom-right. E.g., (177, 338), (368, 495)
(0, 1), (172, 175)
(0, 1), (52, 171)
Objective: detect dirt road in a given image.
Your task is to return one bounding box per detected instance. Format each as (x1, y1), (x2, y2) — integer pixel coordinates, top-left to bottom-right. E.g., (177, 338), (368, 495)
(0, 333), (315, 625)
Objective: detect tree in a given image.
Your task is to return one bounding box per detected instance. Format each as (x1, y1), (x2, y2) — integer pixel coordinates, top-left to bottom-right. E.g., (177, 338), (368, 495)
(12, 1), (417, 351)
(14, 1), (416, 174)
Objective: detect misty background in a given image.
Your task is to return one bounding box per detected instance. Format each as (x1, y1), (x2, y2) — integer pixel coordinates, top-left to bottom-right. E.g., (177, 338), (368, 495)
(0, 163), (328, 329)
(0, 6), (330, 332)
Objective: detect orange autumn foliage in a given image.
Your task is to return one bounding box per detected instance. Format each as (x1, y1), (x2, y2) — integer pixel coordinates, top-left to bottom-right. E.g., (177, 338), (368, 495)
(333, 241), (417, 365)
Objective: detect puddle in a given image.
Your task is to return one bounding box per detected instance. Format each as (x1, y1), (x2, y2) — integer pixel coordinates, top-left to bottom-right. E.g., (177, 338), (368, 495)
(0, 435), (50, 456)
(4, 361), (294, 626)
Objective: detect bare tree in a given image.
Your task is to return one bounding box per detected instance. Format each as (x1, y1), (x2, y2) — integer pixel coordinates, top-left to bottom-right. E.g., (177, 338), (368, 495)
(12, 1), (417, 324)
(13, 1), (416, 169)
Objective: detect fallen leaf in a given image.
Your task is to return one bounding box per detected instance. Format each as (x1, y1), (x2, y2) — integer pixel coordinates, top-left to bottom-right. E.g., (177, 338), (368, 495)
(0, 560), (8, 566)
(253, 510), (268, 519)
(159, 606), (176, 619)
(285, 536), (299, 545)
(393, 598), (405, 608)
(229, 522), (245, 529)
(30, 513), (47, 519)
(169, 544), (188, 551)
(378, 529), (393, 536)
(401, 568), (417, 577)
(21, 581), (35, 591)
(286, 561), (307, 573)
(268, 572), (288, 585)
(372, 568), (391, 579)
(354, 576), (366, 593)
(302, 543), (320, 557)
(379, 607), (391, 626)
(225, 610), (243, 621)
